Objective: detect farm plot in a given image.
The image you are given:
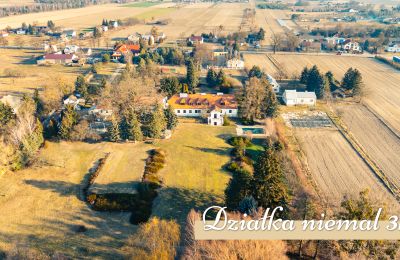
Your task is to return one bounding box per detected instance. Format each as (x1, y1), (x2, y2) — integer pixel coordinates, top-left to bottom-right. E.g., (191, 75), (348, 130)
(335, 104), (400, 191)
(245, 53), (400, 133)
(296, 128), (399, 211)
(90, 142), (152, 194)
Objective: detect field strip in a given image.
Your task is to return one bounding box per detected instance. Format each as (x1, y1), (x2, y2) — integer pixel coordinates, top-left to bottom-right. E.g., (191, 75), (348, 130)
(326, 110), (400, 201)
(363, 104), (400, 140)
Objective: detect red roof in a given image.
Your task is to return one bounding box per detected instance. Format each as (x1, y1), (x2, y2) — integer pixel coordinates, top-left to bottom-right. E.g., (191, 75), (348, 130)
(114, 44), (140, 54)
(44, 53), (74, 60)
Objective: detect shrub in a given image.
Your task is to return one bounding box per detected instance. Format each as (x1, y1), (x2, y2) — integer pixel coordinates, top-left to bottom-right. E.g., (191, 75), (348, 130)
(228, 136), (252, 147)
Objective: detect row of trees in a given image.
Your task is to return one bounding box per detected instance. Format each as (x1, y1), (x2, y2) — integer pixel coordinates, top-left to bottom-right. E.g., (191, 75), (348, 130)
(206, 68), (232, 93)
(300, 65), (364, 98)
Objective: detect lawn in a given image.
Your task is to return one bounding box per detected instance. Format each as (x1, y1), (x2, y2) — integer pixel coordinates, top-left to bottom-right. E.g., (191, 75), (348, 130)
(152, 123), (236, 224)
(123, 2), (162, 8)
(135, 7), (176, 20)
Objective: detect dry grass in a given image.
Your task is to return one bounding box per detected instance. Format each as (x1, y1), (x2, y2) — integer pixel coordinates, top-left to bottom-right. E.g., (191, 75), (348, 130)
(0, 49), (87, 96)
(295, 128), (399, 211)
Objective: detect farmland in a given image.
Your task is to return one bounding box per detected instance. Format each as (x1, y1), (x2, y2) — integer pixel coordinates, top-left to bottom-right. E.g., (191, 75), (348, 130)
(244, 53), (400, 133)
(295, 128), (399, 211)
(335, 104), (400, 191)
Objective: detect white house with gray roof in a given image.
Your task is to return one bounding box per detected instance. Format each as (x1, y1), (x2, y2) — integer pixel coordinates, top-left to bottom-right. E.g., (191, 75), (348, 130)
(283, 90), (316, 106)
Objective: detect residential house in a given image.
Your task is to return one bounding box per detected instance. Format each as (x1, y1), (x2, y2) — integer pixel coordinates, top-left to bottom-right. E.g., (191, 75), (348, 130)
(64, 45), (80, 54)
(16, 29), (26, 35)
(266, 74), (280, 93)
(88, 105), (113, 121)
(0, 31), (9, 37)
(111, 44), (141, 61)
(128, 34), (141, 43)
(63, 29), (77, 38)
(282, 90), (316, 106)
(101, 25), (108, 32)
(167, 93), (238, 126)
(213, 49), (228, 57)
(109, 20), (118, 28)
(37, 53), (78, 65)
(226, 58), (245, 69)
(385, 44), (400, 53)
(342, 40), (362, 53)
(188, 35), (204, 45)
(63, 95), (86, 110)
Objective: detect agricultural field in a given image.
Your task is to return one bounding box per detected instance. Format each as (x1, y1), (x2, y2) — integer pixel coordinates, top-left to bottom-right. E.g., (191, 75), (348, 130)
(335, 104), (400, 190)
(0, 49), (87, 96)
(0, 123), (235, 257)
(0, 3), (176, 30)
(295, 128), (399, 211)
(255, 9), (289, 45)
(244, 53), (400, 133)
(0, 0), (34, 7)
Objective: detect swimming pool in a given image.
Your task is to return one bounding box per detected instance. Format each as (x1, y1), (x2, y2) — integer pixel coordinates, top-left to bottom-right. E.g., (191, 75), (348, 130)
(241, 127), (265, 134)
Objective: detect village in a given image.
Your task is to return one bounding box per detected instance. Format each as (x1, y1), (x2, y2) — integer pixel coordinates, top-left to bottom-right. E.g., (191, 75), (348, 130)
(0, 0), (400, 259)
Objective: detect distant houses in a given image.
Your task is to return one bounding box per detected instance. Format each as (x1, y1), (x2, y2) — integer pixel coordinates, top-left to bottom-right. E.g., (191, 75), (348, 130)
(188, 35), (204, 45)
(167, 93), (238, 126)
(343, 40), (362, 53)
(385, 44), (400, 53)
(282, 90), (316, 106)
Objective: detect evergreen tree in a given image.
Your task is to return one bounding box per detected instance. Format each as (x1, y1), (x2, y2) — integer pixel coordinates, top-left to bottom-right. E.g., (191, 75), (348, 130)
(107, 117), (120, 142)
(248, 65), (263, 78)
(225, 168), (252, 210)
(257, 28), (265, 40)
(352, 69), (364, 98)
(164, 106), (178, 130)
(206, 68), (217, 87)
(160, 76), (181, 97)
(264, 85), (279, 117)
(32, 89), (43, 116)
(300, 67), (309, 84)
(0, 102), (15, 125)
(147, 104), (167, 139)
(58, 105), (78, 140)
(325, 71), (336, 90)
(47, 20), (55, 30)
(216, 69), (227, 86)
(182, 83), (189, 93)
(341, 67), (355, 90)
(321, 75), (331, 100)
(238, 195), (258, 215)
(306, 65), (324, 97)
(186, 59), (199, 92)
(75, 75), (88, 97)
(252, 148), (289, 218)
(120, 111), (143, 142)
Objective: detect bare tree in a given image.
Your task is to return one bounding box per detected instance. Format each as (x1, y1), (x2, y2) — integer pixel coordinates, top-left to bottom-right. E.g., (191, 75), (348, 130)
(285, 31), (300, 52)
(271, 33), (283, 54)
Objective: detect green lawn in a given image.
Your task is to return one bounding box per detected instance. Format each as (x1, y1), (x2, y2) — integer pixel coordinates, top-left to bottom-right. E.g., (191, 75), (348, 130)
(124, 2), (161, 7)
(135, 8), (176, 20)
(152, 123), (236, 223)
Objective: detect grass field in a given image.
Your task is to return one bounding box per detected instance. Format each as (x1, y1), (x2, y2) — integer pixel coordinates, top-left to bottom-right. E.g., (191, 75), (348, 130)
(124, 2), (162, 8)
(0, 123), (236, 257)
(295, 128), (399, 211)
(244, 53), (400, 133)
(153, 123), (235, 224)
(0, 49), (87, 96)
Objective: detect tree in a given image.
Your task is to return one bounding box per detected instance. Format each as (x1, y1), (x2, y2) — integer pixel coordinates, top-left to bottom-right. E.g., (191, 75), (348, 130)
(252, 148), (289, 218)
(146, 104), (167, 139)
(47, 20), (55, 30)
(352, 69), (364, 98)
(102, 53), (110, 63)
(186, 59), (199, 92)
(0, 102), (15, 125)
(306, 65), (324, 98)
(120, 111), (143, 142)
(225, 168), (252, 210)
(286, 31), (300, 52)
(248, 65), (264, 78)
(75, 75), (88, 97)
(341, 67), (355, 90)
(107, 116), (120, 142)
(58, 105), (78, 140)
(299, 67), (309, 84)
(160, 76), (181, 97)
(239, 77), (266, 123)
(265, 86), (279, 117)
(325, 71), (336, 90)
(216, 69), (227, 86)
(32, 89), (44, 116)
(164, 106), (178, 130)
(93, 27), (102, 38)
(206, 68), (218, 87)
(257, 28), (265, 40)
(271, 33), (283, 54)
(337, 190), (399, 259)
(238, 195), (258, 215)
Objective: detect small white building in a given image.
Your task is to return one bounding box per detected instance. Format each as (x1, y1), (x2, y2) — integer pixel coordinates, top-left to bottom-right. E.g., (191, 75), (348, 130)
(283, 90), (316, 106)
(226, 58), (245, 69)
(63, 95), (85, 110)
(0, 31), (9, 37)
(385, 44), (400, 53)
(343, 41), (362, 52)
(64, 45), (80, 54)
(63, 30), (77, 38)
(16, 29), (26, 35)
(167, 93), (238, 126)
(101, 25), (108, 32)
(208, 108), (224, 126)
(266, 74), (280, 93)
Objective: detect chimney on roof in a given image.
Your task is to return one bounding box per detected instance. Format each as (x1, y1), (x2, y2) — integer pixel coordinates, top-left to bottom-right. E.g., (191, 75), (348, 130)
(179, 93), (188, 98)
(217, 92), (224, 96)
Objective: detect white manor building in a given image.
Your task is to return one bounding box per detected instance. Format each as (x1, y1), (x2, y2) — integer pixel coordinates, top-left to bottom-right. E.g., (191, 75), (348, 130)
(167, 93), (238, 126)
(283, 90), (316, 106)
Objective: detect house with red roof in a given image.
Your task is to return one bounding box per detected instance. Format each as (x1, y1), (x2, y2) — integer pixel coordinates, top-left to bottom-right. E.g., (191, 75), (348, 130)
(188, 35), (204, 45)
(37, 53), (78, 65)
(111, 44), (141, 61)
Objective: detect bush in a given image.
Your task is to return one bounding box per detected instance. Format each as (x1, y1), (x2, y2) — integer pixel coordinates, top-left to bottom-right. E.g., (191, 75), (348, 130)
(228, 136), (252, 147)
(89, 193), (138, 211)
